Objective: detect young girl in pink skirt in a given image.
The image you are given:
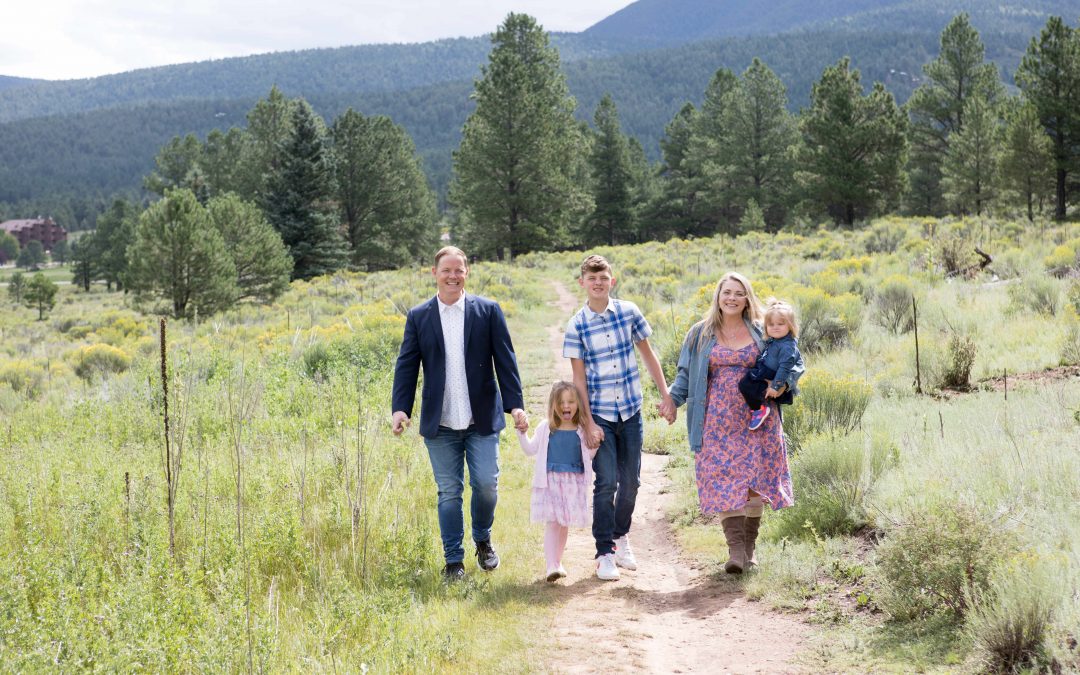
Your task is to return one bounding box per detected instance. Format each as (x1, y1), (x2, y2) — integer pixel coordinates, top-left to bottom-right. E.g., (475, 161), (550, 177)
(517, 381), (595, 582)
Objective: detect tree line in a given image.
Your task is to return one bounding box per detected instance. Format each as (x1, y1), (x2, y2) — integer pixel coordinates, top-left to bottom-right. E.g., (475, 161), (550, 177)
(44, 11), (1080, 318)
(68, 92), (437, 318)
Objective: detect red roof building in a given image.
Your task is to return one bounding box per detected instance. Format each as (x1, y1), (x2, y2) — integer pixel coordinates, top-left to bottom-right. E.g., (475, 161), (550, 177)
(0, 217), (68, 252)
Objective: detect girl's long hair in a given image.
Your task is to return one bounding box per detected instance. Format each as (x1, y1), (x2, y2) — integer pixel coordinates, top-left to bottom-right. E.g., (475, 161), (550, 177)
(693, 271), (764, 349)
(547, 381), (584, 430)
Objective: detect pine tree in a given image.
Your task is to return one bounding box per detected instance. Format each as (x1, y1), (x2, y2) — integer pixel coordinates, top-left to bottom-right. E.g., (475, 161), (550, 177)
(23, 273), (58, 320)
(1016, 16), (1080, 221)
(127, 189), (238, 318)
(686, 68), (739, 230)
(941, 95), (999, 216)
(998, 99), (1055, 221)
(330, 109), (438, 270)
(586, 94), (634, 246)
(797, 58), (908, 226)
(719, 58), (798, 230)
(650, 103), (711, 238)
(262, 100), (347, 280)
(95, 198), (138, 291)
(69, 235), (98, 291)
(451, 13), (587, 259)
(906, 14), (1004, 215)
(206, 193), (293, 303)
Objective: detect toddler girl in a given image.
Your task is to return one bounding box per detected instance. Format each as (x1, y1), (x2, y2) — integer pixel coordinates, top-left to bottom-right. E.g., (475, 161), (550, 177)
(739, 299), (804, 430)
(517, 381), (595, 582)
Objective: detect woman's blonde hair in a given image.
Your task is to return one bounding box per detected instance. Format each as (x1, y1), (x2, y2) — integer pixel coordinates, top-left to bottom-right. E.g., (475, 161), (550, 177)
(548, 381), (584, 429)
(763, 298), (799, 338)
(694, 271), (764, 348)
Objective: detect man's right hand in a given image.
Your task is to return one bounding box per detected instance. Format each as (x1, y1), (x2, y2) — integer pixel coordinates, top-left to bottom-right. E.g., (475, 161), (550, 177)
(391, 411), (411, 436)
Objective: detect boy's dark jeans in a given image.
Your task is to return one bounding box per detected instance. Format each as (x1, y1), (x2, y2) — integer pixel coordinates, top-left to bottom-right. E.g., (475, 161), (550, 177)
(591, 412), (642, 557)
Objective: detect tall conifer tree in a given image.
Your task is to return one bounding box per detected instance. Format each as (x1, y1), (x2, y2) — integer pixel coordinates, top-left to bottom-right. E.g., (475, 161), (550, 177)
(797, 58), (908, 226)
(262, 100), (347, 280)
(1016, 16), (1080, 221)
(586, 94), (634, 246)
(451, 13), (587, 259)
(906, 14), (1003, 215)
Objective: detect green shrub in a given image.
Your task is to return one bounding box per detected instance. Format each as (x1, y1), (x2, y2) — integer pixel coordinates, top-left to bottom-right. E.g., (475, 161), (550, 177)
(877, 502), (1010, 621)
(863, 219), (911, 254)
(872, 275), (916, 334)
(941, 333), (978, 390)
(1008, 275), (1062, 316)
(72, 344), (131, 380)
(968, 559), (1057, 674)
(770, 432), (897, 540)
(784, 370), (873, 450)
(1043, 240), (1079, 277)
(1062, 313), (1080, 366)
(788, 287), (861, 353)
(0, 360), (46, 398)
(1067, 279), (1080, 315)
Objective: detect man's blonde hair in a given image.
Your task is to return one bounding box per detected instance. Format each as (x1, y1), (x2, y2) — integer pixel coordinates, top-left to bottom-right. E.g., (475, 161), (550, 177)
(434, 246), (468, 268)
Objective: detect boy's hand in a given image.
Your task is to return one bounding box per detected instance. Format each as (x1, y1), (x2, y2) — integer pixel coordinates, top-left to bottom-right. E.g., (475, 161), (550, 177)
(657, 397), (677, 424)
(391, 411), (410, 435)
(511, 408), (529, 432)
(586, 422), (605, 449)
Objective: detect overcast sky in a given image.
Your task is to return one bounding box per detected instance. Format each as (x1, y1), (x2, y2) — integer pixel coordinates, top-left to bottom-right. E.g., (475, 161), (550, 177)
(1, 0), (632, 81)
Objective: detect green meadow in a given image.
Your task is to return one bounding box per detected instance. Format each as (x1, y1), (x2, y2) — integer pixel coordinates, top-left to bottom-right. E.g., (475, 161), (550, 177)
(1, 217), (1078, 672)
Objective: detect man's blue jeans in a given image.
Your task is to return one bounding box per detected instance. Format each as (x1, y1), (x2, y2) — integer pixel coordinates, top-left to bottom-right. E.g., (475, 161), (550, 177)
(424, 426), (500, 564)
(591, 412), (642, 557)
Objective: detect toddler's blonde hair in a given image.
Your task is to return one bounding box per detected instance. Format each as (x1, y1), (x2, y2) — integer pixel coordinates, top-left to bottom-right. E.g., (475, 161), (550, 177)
(763, 298), (799, 338)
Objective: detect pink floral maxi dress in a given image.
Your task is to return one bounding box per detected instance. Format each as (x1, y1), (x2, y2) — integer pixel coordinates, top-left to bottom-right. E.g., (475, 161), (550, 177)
(695, 342), (794, 513)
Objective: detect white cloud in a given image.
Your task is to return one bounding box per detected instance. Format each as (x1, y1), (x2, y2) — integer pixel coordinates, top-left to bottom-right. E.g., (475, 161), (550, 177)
(1, 0), (631, 80)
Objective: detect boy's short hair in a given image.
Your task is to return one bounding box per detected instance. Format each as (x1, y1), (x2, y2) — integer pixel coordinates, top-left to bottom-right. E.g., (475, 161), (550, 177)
(580, 254), (612, 277)
(434, 246), (468, 268)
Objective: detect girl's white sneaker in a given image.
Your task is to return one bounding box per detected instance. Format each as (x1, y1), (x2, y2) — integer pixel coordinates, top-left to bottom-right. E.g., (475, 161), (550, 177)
(545, 565), (568, 583)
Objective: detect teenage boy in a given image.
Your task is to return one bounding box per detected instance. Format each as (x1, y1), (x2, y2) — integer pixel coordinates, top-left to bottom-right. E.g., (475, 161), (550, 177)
(392, 246), (528, 582)
(563, 254), (674, 581)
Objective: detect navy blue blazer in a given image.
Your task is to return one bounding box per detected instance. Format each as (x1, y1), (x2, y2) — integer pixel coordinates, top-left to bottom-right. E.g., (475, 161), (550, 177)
(391, 293), (524, 439)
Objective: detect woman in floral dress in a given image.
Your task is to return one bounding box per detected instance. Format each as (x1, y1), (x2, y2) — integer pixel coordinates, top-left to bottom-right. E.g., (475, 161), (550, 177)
(666, 272), (794, 573)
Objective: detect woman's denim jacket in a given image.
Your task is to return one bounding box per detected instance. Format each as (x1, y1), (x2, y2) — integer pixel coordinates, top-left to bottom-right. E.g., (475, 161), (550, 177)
(669, 317), (765, 454)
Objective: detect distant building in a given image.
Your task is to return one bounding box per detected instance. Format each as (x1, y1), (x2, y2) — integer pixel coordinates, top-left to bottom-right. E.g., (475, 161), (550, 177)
(0, 217), (68, 252)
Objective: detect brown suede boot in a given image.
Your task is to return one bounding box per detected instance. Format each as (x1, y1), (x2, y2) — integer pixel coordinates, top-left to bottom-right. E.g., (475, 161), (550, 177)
(722, 515), (747, 574)
(744, 516), (761, 569)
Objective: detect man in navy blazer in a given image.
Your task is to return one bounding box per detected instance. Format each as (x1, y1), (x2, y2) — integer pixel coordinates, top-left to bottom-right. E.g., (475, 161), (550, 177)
(392, 246), (527, 581)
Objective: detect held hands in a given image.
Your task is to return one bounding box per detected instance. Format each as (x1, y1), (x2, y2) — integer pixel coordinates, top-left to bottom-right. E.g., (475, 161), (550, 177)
(391, 411), (410, 436)
(511, 408), (529, 432)
(585, 422), (605, 450)
(657, 395), (677, 424)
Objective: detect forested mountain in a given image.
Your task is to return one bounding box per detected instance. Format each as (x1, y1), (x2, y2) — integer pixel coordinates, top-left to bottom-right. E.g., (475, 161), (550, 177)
(0, 34), (637, 124)
(0, 76), (38, 92)
(2, 0), (1078, 222)
(584, 0), (1080, 44)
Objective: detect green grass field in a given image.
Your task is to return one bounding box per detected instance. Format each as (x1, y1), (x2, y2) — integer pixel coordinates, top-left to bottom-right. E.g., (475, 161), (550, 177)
(1, 217), (1078, 671)
(0, 263), (71, 282)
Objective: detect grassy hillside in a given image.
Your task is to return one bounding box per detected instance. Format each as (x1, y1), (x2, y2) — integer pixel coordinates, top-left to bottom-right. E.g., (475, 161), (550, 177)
(1, 216), (1077, 670)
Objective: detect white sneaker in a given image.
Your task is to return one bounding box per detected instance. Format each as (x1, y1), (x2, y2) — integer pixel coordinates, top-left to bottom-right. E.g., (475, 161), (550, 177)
(596, 553), (620, 580)
(614, 536), (638, 570)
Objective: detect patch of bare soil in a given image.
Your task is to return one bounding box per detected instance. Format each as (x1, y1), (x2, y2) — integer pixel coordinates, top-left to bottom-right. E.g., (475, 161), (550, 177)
(936, 365), (1080, 398)
(535, 280), (810, 674)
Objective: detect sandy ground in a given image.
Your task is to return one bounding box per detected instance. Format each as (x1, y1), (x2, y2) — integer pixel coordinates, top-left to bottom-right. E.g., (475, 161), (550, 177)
(537, 280), (810, 674)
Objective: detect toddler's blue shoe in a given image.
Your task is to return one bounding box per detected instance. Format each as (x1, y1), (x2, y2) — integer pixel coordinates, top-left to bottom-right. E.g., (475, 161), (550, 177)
(748, 406), (770, 431)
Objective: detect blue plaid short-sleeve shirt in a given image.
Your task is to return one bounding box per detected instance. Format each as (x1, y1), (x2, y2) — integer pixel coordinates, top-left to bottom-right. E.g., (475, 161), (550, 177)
(563, 298), (652, 422)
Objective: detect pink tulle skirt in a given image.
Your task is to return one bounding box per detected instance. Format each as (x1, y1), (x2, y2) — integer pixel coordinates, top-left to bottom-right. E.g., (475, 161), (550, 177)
(530, 471), (592, 527)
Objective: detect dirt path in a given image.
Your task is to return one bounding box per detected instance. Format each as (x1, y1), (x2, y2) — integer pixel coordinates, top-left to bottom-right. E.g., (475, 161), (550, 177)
(539, 280), (809, 674)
